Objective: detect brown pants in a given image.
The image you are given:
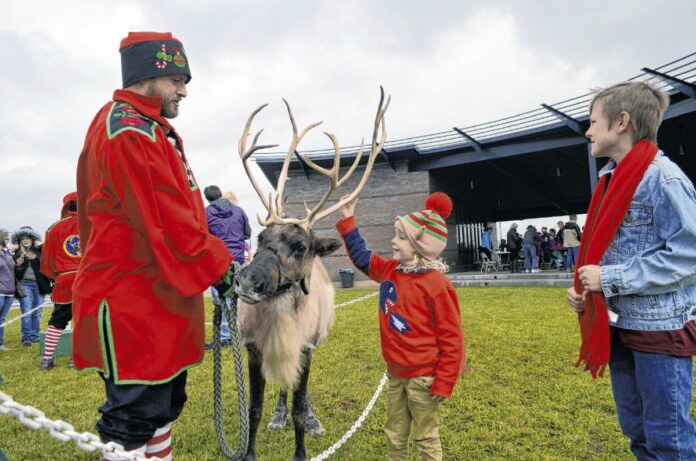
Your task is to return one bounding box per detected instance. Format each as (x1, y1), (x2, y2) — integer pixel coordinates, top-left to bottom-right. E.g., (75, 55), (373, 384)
(384, 374), (442, 461)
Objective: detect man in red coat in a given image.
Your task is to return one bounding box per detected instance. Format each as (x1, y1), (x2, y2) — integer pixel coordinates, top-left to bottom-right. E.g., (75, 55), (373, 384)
(39, 192), (80, 370)
(73, 31), (233, 461)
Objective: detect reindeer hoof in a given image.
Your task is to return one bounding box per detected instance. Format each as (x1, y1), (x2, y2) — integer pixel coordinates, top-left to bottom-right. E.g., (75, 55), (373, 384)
(267, 408), (289, 430)
(305, 414), (326, 437)
(291, 455), (308, 461)
(243, 454), (257, 461)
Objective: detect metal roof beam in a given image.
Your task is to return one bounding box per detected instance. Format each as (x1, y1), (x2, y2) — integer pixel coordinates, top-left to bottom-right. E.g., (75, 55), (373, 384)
(541, 104), (587, 136)
(452, 128), (486, 155)
(380, 147), (397, 171)
(293, 150), (311, 179)
(642, 67), (696, 100)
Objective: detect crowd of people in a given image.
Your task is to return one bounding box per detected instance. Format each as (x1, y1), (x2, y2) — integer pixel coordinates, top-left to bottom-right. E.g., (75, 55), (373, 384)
(499, 215), (582, 273)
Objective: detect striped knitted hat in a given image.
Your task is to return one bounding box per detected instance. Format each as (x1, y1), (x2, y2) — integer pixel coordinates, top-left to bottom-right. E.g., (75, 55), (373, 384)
(395, 192), (453, 261)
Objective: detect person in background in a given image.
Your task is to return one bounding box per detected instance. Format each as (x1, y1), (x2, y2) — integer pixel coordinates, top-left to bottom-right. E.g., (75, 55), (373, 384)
(203, 186), (251, 350)
(522, 225), (540, 273)
(547, 229), (563, 270)
(72, 31), (233, 461)
(478, 226), (493, 259)
(39, 192), (81, 370)
(12, 226), (51, 347)
(562, 214), (582, 272)
(0, 228), (15, 351)
(506, 223), (522, 273)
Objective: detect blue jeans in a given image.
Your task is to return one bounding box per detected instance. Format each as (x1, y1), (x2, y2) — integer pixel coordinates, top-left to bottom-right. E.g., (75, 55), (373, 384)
(610, 338), (696, 460)
(210, 287), (231, 341)
(565, 246), (579, 270)
(18, 280), (44, 343)
(523, 243), (537, 270)
(0, 294), (14, 346)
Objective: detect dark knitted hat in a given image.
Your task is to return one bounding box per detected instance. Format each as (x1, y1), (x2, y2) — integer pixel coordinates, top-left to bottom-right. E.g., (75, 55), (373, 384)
(119, 32), (192, 88)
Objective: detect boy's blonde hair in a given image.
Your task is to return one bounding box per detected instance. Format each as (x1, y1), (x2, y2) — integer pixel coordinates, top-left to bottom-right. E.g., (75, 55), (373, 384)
(589, 81), (669, 143)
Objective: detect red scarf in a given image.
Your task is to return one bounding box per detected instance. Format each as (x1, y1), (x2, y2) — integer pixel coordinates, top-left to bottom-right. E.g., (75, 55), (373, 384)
(574, 140), (658, 378)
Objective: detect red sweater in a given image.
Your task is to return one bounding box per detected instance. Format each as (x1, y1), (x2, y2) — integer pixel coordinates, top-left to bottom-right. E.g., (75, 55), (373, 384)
(337, 216), (464, 397)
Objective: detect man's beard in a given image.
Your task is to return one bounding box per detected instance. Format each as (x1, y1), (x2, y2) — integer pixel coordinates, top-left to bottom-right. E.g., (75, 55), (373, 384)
(144, 84), (179, 119)
(161, 99), (179, 119)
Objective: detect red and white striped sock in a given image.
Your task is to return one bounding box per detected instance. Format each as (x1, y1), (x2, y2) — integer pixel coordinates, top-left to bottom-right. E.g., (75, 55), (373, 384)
(146, 423), (172, 460)
(43, 325), (63, 361)
(103, 443), (146, 461)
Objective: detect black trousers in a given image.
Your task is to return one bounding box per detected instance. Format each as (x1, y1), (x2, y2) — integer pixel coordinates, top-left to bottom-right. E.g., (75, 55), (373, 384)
(96, 371), (188, 450)
(47, 302), (72, 330)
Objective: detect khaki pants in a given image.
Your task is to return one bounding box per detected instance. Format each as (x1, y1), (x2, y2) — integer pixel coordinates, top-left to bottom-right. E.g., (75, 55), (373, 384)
(384, 374), (442, 461)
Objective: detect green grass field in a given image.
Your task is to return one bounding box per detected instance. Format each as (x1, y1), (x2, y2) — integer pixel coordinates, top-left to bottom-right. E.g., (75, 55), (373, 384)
(0, 287), (658, 460)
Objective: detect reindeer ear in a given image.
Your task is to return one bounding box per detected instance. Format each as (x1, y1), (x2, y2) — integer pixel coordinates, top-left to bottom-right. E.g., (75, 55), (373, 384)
(314, 237), (342, 257)
(415, 226), (425, 240)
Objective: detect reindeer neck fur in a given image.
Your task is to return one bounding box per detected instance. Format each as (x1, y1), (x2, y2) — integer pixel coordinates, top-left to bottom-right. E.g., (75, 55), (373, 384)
(238, 257), (335, 388)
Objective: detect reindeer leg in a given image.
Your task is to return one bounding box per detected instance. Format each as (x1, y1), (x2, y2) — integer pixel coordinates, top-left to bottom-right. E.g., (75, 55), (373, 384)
(245, 344), (265, 461)
(268, 387), (290, 430)
(291, 350), (312, 461)
(304, 393), (326, 436)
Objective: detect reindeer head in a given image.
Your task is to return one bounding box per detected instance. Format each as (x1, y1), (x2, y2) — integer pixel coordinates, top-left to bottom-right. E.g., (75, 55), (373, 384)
(234, 88), (390, 303)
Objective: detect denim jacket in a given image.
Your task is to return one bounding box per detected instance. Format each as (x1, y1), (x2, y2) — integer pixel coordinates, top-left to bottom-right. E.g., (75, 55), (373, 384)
(599, 151), (696, 330)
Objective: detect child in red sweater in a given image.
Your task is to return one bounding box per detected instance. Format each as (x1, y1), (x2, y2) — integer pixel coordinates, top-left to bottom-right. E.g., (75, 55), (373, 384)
(337, 192), (465, 460)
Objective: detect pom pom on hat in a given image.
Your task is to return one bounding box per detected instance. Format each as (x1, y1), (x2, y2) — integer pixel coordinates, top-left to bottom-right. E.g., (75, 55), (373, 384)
(395, 192), (452, 261)
(425, 192), (452, 219)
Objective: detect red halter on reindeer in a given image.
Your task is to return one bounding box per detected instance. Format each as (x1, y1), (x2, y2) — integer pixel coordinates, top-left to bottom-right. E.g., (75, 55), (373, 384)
(234, 88), (389, 461)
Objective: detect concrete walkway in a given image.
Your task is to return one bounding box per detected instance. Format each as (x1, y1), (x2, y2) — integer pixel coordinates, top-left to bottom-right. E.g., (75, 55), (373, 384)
(448, 270), (574, 288)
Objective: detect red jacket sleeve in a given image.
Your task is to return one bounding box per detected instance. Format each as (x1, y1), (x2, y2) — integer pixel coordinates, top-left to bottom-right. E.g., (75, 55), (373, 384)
(430, 284), (464, 398)
(103, 132), (230, 297)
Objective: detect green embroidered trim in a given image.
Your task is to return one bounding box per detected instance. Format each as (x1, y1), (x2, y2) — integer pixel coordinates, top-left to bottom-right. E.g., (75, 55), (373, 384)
(106, 102), (158, 142)
(98, 300), (112, 379)
(98, 298), (202, 385)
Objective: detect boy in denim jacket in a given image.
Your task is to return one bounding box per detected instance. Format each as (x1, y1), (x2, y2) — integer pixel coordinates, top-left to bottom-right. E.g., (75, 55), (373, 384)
(567, 81), (696, 459)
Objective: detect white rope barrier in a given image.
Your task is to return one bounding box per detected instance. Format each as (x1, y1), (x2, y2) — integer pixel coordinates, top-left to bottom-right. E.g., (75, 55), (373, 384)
(311, 372), (388, 461)
(0, 301), (52, 329)
(0, 290), (382, 460)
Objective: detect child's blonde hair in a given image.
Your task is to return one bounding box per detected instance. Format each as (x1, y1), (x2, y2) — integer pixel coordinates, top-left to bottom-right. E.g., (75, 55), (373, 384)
(222, 191), (238, 205)
(589, 81), (669, 144)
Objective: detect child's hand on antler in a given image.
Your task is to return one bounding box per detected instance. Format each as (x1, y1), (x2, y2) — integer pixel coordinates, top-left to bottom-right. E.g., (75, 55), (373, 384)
(340, 194), (358, 218)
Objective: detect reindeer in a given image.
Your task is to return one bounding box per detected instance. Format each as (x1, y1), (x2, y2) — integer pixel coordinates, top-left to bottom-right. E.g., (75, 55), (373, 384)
(234, 88), (390, 461)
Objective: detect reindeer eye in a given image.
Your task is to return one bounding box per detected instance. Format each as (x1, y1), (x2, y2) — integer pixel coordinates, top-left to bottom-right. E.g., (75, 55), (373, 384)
(292, 243), (306, 254)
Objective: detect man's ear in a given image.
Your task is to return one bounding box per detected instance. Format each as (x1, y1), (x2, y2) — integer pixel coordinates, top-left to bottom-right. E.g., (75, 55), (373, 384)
(314, 237), (342, 257)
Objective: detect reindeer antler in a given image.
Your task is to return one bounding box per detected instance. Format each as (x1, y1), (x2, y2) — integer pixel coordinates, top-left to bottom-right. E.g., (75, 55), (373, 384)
(239, 87), (390, 229)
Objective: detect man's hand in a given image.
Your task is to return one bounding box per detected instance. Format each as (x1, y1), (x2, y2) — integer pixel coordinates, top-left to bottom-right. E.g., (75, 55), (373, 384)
(578, 265), (602, 292)
(340, 194), (357, 218)
(566, 286), (584, 313)
(215, 262), (237, 298)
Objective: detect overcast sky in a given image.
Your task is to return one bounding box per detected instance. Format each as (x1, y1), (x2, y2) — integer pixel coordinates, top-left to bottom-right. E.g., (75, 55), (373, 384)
(1, 0), (694, 242)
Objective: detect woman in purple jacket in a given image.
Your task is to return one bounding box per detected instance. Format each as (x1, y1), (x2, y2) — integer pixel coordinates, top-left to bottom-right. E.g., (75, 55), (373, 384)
(0, 228), (16, 351)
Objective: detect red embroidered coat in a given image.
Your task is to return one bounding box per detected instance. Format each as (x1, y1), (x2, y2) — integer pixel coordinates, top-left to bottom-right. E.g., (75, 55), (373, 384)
(73, 90), (231, 383)
(40, 192), (81, 304)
